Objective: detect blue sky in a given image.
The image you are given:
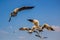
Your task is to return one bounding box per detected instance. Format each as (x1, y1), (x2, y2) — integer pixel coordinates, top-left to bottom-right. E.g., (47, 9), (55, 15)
(0, 0), (60, 40)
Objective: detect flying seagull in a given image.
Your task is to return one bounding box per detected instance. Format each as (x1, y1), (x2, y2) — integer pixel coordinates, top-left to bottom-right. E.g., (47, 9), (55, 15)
(42, 24), (55, 31)
(28, 19), (43, 32)
(8, 6), (34, 22)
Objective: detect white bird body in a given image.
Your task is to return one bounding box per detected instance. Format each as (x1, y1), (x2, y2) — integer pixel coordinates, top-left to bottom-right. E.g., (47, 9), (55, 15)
(28, 19), (43, 32)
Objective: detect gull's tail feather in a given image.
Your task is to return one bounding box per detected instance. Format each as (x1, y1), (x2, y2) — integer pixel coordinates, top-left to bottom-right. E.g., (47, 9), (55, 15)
(8, 17), (11, 22)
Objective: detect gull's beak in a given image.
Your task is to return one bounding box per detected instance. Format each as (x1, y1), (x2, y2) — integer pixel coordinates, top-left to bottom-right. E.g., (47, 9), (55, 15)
(27, 19), (33, 22)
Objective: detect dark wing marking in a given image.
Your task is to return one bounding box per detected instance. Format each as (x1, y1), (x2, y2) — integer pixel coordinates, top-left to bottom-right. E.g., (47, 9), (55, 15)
(18, 6), (34, 11)
(19, 27), (31, 31)
(48, 27), (55, 31)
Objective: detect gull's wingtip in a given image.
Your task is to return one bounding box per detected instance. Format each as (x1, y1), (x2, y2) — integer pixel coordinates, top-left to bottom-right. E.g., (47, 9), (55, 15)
(30, 6), (34, 8)
(19, 27), (24, 30)
(27, 19), (33, 22)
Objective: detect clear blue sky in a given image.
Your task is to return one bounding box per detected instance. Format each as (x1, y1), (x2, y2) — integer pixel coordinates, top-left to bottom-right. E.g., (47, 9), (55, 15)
(0, 0), (60, 40)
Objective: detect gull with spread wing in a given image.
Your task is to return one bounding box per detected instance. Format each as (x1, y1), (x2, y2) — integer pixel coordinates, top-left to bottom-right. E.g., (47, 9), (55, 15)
(8, 6), (34, 22)
(28, 19), (43, 32)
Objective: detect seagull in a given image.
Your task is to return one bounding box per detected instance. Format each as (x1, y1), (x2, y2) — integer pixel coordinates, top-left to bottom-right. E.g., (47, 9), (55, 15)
(42, 23), (55, 31)
(28, 19), (43, 32)
(8, 6), (34, 22)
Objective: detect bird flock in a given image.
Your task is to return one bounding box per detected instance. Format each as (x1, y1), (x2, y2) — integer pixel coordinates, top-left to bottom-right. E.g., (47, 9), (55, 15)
(9, 6), (55, 39)
(19, 19), (55, 39)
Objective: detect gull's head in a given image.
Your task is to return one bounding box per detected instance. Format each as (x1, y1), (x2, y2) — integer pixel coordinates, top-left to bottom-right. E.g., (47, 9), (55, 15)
(28, 19), (39, 26)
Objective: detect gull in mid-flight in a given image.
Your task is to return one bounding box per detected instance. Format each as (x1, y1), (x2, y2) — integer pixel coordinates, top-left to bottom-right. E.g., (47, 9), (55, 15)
(28, 19), (43, 32)
(8, 6), (34, 22)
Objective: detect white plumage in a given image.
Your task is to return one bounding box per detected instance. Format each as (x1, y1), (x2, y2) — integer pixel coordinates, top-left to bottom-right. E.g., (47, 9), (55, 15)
(28, 19), (43, 32)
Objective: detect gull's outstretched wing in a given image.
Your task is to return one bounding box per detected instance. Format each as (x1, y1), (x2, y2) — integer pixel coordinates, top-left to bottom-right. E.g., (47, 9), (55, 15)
(18, 6), (34, 11)
(19, 27), (31, 31)
(19, 27), (34, 34)
(42, 24), (55, 31)
(27, 19), (39, 26)
(11, 6), (34, 17)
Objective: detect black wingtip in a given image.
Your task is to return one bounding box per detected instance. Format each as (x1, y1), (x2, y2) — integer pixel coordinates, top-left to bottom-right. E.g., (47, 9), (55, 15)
(23, 6), (34, 9)
(50, 27), (55, 31)
(51, 29), (55, 31)
(29, 6), (34, 9)
(27, 19), (33, 22)
(19, 28), (22, 30)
